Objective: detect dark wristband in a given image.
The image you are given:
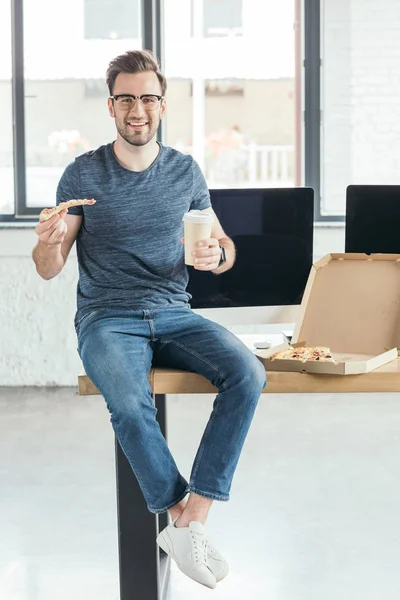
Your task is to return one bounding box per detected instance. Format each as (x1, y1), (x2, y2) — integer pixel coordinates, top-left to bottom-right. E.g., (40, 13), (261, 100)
(218, 245), (226, 267)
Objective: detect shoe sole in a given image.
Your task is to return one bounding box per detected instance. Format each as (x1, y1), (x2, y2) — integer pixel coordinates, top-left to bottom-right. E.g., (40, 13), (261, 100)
(214, 563), (229, 582)
(157, 529), (217, 589)
(156, 530), (173, 557)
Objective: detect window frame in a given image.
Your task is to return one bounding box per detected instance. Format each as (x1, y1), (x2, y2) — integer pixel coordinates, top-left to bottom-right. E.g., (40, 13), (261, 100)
(304, 0), (344, 222)
(2, 0), (341, 222)
(1, 0), (150, 223)
(5, 0), (29, 222)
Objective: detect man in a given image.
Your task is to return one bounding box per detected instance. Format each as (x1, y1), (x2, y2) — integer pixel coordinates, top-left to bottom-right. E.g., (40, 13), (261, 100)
(32, 49), (266, 589)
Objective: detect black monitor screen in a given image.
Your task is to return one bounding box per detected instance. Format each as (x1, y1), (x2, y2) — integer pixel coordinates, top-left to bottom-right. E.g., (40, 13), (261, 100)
(346, 185), (400, 253)
(187, 187), (314, 308)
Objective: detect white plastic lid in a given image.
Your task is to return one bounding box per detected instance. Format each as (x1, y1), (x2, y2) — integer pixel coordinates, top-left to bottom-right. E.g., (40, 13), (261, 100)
(182, 210), (213, 223)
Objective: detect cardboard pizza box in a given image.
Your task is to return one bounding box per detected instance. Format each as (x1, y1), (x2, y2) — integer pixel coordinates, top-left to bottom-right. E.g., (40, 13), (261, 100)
(256, 253), (400, 375)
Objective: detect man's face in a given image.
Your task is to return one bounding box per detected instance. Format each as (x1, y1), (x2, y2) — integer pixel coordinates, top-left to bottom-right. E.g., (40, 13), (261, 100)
(108, 71), (166, 147)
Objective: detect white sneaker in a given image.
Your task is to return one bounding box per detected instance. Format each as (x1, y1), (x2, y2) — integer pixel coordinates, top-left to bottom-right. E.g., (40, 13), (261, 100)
(157, 520), (217, 589)
(207, 542), (229, 582)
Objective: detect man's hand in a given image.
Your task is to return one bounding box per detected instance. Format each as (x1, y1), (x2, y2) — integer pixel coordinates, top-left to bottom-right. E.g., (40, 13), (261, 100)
(181, 237), (221, 271)
(35, 209), (68, 246)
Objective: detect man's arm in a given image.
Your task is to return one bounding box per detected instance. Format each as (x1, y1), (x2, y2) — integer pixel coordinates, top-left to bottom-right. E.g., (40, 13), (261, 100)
(32, 213), (83, 280)
(191, 207), (236, 275)
(189, 159), (235, 273)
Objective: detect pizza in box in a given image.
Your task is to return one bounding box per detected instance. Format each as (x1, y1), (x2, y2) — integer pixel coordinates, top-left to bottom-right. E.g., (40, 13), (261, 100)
(270, 346), (337, 364)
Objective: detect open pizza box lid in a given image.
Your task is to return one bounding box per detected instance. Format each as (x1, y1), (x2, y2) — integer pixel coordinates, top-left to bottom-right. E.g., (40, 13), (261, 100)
(256, 253), (400, 375)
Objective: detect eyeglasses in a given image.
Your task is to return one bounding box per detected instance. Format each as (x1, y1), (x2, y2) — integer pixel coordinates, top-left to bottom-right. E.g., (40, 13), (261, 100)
(110, 94), (164, 111)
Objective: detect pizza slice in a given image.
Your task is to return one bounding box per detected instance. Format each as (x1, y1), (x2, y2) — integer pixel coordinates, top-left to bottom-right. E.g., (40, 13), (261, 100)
(39, 198), (96, 222)
(270, 346), (336, 363)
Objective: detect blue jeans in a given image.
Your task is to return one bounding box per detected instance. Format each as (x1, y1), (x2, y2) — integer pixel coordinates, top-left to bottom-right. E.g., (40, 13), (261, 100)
(77, 306), (266, 514)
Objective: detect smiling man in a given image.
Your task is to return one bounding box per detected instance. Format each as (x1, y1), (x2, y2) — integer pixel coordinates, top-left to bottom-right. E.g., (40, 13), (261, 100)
(32, 50), (266, 589)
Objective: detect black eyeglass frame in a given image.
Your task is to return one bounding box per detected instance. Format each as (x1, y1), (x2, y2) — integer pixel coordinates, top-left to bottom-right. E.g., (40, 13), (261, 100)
(109, 94), (164, 105)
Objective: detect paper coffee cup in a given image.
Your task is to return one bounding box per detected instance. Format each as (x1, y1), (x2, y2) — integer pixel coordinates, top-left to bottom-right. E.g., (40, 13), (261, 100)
(182, 210), (214, 266)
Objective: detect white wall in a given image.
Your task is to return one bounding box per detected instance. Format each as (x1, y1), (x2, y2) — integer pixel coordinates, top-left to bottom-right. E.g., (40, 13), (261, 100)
(0, 230), (81, 386)
(350, 0), (400, 182)
(322, 0), (400, 215)
(0, 226), (345, 386)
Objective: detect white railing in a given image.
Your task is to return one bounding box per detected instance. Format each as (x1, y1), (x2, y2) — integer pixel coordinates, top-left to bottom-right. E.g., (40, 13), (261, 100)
(0, 143), (296, 214)
(177, 144), (295, 187)
(245, 144), (294, 186)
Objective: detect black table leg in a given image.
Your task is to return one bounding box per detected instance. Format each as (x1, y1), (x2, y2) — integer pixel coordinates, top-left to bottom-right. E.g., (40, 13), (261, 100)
(155, 394), (170, 536)
(115, 394), (170, 600)
(155, 395), (171, 597)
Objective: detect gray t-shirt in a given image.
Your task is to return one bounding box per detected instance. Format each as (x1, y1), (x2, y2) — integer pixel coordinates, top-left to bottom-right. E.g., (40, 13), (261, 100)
(56, 142), (211, 325)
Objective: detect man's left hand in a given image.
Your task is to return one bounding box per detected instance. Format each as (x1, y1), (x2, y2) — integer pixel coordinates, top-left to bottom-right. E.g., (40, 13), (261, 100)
(191, 238), (221, 271)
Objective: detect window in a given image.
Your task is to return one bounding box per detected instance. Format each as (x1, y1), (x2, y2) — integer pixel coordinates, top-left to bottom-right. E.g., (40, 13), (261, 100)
(321, 0), (400, 216)
(190, 0), (243, 38)
(165, 0), (299, 189)
(190, 80), (245, 96)
(84, 0), (140, 40)
(202, 0), (243, 37)
(1, 0), (142, 219)
(20, 0), (141, 213)
(0, 1), (14, 215)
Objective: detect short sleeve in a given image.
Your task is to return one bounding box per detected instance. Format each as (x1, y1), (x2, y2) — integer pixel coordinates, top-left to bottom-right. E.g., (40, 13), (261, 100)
(56, 160), (83, 216)
(190, 158), (211, 211)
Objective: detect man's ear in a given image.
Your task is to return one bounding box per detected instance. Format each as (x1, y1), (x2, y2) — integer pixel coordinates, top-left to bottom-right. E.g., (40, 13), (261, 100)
(159, 98), (166, 120)
(108, 97), (115, 118)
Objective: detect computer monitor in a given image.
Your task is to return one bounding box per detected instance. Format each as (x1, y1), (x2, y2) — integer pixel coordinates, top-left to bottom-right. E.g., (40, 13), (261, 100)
(346, 185), (400, 254)
(187, 187), (314, 325)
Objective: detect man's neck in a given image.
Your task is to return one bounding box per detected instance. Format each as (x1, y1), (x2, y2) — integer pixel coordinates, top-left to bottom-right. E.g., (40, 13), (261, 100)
(113, 137), (160, 172)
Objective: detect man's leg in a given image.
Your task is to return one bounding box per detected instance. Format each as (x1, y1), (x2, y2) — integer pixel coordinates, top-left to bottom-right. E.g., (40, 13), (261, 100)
(78, 310), (220, 590)
(153, 308), (266, 585)
(77, 309), (189, 514)
(154, 308), (266, 508)
(170, 494), (212, 527)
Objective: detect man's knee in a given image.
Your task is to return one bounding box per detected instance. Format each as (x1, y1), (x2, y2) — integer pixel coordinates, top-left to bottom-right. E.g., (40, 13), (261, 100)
(244, 353), (267, 390)
(227, 351), (266, 392)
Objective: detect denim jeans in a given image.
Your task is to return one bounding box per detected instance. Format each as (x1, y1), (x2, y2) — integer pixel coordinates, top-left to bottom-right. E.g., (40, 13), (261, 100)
(77, 306), (266, 514)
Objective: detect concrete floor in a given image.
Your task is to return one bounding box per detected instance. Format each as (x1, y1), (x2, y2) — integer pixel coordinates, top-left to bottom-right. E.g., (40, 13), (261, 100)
(2, 387), (400, 600)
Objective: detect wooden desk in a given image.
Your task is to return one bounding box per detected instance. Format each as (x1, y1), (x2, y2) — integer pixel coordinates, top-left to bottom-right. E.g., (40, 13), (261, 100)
(78, 357), (400, 397)
(77, 358), (400, 600)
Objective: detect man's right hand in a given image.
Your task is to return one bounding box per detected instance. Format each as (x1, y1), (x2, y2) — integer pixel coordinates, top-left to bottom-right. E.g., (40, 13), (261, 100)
(35, 209), (68, 246)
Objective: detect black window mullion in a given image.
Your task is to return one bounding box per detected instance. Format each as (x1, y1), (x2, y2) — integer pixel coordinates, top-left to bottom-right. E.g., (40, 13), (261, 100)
(304, 0), (344, 222)
(11, 0), (29, 219)
(142, 0), (164, 143)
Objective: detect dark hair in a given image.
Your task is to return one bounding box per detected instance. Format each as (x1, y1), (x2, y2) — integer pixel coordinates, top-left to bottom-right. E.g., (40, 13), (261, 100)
(106, 49), (167, 96)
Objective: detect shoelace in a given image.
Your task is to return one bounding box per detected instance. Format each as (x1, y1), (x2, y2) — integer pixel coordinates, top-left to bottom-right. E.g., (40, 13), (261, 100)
(190, 530), (209, 565)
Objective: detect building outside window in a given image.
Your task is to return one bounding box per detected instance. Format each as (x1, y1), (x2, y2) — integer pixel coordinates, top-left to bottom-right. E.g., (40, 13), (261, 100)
(84, 0), (140, 39)
(165, 0), (298, 190)
(195, 0), (244, 37)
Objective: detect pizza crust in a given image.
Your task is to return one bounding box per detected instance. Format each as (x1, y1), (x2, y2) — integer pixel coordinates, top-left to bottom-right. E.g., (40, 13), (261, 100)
(39, 199), (96, 221)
